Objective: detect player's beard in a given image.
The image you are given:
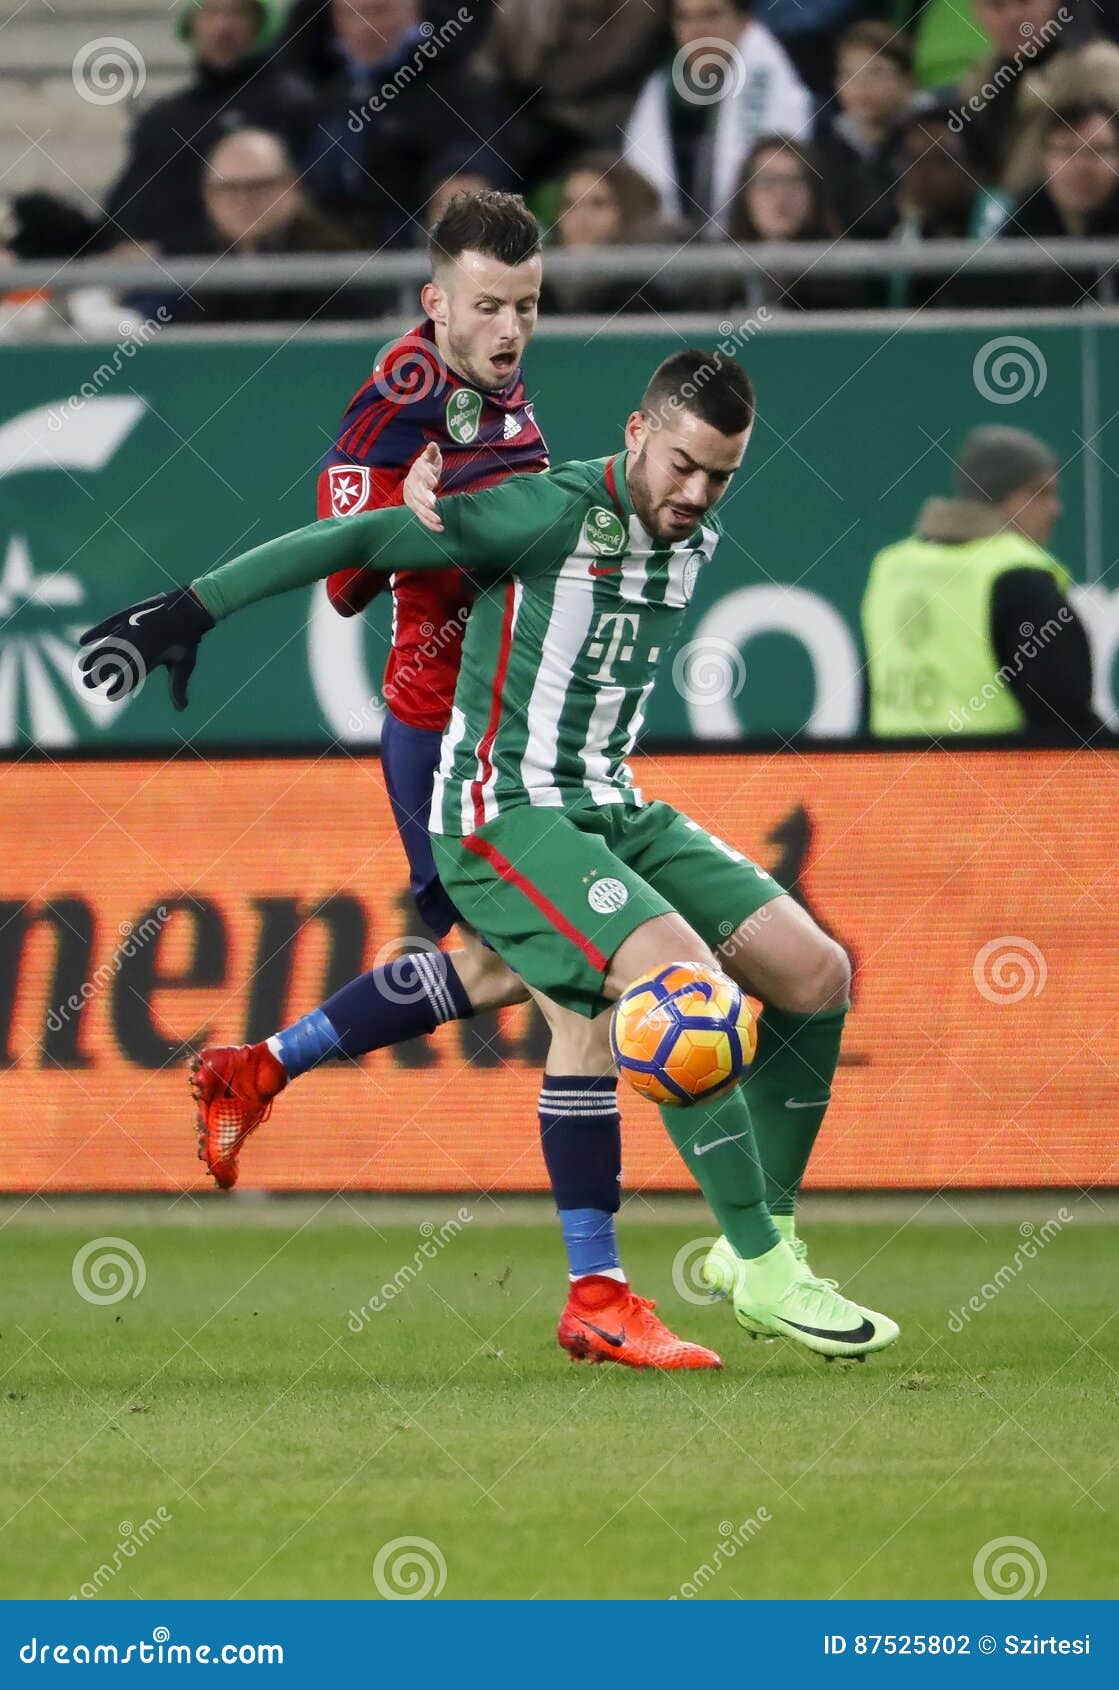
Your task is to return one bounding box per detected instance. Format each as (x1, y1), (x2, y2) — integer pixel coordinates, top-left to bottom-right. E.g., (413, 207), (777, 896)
(444, 325), (515, 394)
(628, 444), (705, 543)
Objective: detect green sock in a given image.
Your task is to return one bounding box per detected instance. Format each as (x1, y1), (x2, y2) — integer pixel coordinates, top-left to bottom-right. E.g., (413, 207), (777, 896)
(747, 1003), (847, 1216)
(658, 1085), (779, 1260)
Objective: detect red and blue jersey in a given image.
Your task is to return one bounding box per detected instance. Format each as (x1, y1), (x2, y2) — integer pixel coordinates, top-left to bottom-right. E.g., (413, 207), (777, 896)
(316, 318), (548, 731)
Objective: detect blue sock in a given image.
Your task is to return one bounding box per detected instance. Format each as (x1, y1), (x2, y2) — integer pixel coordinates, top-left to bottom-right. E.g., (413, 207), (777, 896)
(270, 951), (473, 1079)
(538, 1075), (623, 1281)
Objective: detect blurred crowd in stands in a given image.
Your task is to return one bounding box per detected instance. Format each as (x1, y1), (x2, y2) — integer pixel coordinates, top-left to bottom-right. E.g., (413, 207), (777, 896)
(5, 0), (1119, 329)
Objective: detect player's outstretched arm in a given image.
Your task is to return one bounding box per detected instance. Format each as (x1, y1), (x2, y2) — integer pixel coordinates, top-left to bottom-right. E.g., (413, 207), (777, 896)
(77, 468), (580, 705)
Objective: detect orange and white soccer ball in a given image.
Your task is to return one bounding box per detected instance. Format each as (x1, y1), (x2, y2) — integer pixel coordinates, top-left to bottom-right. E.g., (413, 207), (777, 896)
(609, 962), (757, 1106)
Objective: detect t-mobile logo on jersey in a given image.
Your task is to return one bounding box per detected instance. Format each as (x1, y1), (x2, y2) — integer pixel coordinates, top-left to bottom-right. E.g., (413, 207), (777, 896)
(586, 611), (640, 683)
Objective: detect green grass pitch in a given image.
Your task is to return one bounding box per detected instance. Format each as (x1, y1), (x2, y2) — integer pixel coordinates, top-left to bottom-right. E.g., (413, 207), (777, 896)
(2, 1196), (1115, 1601)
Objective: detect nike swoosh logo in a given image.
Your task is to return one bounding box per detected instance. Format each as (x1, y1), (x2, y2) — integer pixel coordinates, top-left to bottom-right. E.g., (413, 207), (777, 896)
(128, 605), (160, 626)
(694, 1130), (750, 1156)
(588, 563), (622, 576)
(785, 1096), (831, 1110)
(782, 1317), (876, 1344)
(576, 1316), (625, 1347)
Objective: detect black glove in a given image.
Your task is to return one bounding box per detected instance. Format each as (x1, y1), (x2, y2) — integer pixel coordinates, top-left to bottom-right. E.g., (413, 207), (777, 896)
(77, 587), (215, 711)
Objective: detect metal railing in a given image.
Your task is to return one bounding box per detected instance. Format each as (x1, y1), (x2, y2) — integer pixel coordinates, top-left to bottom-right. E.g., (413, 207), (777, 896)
(5, 238), (1119, 294)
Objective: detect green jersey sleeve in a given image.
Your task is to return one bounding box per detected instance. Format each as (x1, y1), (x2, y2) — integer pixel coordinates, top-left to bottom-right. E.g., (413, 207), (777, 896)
(191, 467), (588, 622)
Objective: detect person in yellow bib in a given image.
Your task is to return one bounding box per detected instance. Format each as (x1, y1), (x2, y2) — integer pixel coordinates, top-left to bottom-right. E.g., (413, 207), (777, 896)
(862, 426), (1102, 742)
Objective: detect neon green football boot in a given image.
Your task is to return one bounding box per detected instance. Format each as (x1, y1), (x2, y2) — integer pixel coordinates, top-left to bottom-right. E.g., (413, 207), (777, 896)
(736, 1240), (900, 1360)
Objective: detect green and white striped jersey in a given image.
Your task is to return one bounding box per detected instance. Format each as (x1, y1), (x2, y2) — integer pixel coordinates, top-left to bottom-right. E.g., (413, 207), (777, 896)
(193, 453), (722, 836)
(428, 455), (720, 836)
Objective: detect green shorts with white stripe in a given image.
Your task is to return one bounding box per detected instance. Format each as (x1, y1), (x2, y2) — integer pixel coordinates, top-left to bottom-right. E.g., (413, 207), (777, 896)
(430, 797), (786, 1017)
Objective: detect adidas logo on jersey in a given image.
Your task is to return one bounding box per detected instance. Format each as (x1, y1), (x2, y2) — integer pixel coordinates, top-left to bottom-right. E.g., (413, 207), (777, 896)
(503, 412), (522, 440)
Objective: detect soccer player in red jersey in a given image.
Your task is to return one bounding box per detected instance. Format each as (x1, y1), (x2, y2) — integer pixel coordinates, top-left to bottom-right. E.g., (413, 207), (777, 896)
(190, 191), (720, 1371)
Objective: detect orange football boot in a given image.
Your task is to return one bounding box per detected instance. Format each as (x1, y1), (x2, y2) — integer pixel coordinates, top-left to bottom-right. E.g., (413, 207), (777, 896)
(557, 1274), (723, 1370)
(189, 1042), (287, 1189)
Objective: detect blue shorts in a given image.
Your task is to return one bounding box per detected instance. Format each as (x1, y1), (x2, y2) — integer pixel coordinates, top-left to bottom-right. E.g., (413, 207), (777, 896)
(380, 710), (462, 938)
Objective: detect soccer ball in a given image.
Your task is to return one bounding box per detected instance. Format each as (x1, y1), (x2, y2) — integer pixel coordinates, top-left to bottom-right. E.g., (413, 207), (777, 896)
(609, 961), (757, 1107)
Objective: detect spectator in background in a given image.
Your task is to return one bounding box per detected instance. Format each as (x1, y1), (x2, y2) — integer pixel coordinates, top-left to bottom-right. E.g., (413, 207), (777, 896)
(302, 0), (513, 248)
(183, 129), (367, 323)
(959, 0), (1119, 195)
(814, 21), (925, 239)
(862, 426), (1103, 743)
(0, 193), (149, 341)
(1000, 102), (1119, 304)
(540, 153), (679, 314)
(102, 0), (313, 255)
(752, 0), (869, 99)
(425, 170), (504, 232)
(897, 0), (988, 91)
(624, 0), (812, 236)
(888, 105), (1008, 307)
(475, 1), (673, 184)
(276, 0), (491, 89)
(723, 135), (870, 308)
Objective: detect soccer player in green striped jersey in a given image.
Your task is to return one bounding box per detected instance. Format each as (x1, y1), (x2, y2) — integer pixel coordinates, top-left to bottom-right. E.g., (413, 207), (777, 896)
(80, 350), (899, 1360)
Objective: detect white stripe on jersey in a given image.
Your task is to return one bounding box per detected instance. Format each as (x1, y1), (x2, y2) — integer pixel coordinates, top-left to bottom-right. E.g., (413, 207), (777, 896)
(429, 703), (469, 836)
(519, 561), (597, 809)
(580, 682), (629, 806)
(469, 580), (522, 828)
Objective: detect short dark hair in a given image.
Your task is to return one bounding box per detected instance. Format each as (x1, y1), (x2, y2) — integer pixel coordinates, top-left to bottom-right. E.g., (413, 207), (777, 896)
(429, 189), (541, 271)
(641, 349), (756, 436)
(1043, 100), (1118, 141)
(838, 20), (913, 76)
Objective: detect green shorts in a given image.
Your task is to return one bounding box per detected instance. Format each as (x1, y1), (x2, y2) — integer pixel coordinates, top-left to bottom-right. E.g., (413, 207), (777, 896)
(431, 799), (785, 1017)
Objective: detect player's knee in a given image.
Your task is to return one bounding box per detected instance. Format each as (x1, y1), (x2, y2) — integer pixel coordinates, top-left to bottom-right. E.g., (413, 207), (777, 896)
(777, 936), (851, 1015)
(453, 945), (528, 1014)
(605, 913), (715, 1000)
